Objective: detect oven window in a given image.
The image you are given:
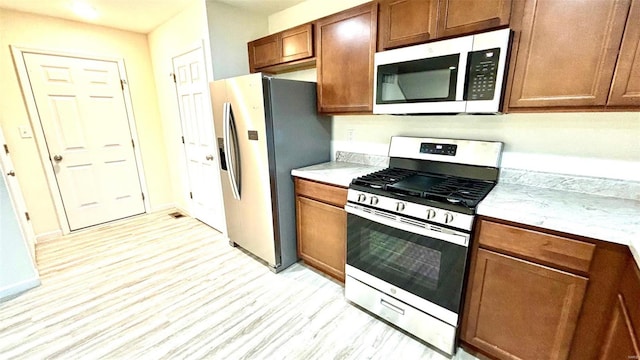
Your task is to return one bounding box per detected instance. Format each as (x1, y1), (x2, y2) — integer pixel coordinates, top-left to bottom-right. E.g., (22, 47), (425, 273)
(376, 54), (459, 104)
(366, 228), (441, 290)
(347, 213), (468, 313)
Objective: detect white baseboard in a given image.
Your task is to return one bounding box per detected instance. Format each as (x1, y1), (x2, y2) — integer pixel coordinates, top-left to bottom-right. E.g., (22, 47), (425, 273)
(0, 277), (41, 301)
(35, 229), (62, 243)
(149, 203), (177, 213)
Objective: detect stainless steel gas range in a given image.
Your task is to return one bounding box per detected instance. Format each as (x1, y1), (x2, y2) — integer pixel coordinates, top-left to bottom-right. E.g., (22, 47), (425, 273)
(344, 136), (503, 356)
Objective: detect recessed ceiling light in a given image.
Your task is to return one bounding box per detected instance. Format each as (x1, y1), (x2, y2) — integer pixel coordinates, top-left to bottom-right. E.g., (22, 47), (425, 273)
(71, 1), (98, 20)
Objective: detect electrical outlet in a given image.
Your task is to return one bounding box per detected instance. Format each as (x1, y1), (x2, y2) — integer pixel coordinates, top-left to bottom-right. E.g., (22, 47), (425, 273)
(347, 128), (355, 142)
(19, 125), (33, 139)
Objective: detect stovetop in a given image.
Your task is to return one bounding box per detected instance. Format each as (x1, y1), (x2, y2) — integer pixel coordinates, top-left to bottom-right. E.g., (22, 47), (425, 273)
(350, 167), (496, 213)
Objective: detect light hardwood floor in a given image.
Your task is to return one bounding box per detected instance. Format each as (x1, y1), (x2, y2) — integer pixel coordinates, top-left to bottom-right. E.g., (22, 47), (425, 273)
(0, 211), (477, 359)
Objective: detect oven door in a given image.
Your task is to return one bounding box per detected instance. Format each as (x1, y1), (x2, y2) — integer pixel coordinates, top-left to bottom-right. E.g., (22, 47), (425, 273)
(345, 204), (470, 325)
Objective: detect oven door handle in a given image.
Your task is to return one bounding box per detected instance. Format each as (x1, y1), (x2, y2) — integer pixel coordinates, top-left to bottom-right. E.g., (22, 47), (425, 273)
(345, 204), (469, 247)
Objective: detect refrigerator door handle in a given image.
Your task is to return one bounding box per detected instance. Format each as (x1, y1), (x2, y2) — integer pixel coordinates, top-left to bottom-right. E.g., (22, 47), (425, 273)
(223, 102), (241, 200)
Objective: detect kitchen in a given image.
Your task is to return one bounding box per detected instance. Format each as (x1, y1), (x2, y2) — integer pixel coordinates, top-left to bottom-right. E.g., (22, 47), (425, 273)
(0, 0), (638, 359)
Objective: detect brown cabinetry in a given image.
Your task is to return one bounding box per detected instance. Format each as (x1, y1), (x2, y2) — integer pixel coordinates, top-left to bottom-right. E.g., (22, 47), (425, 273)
(316, 2), (378, 114)
(378, 0), (511, 51)
(608, 0), (640, 107)
(506, 0), (637, 110)
(462, 218), (631, 360)
(248, 23), (314, 74)
(378, 0), (438, 50)
(463, 220), (590, 360)
(436, 0), (512, 39)
(294, 178), (348, 282)
(599, 259), (640, 359)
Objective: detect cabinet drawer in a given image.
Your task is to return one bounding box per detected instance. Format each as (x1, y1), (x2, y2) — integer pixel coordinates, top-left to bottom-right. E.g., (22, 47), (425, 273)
(294, 178), (347, 208)
(477, 219), (595, 273)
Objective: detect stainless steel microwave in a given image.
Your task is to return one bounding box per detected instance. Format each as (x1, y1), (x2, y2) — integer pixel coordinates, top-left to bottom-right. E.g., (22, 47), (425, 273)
(373, 28), (511, 115)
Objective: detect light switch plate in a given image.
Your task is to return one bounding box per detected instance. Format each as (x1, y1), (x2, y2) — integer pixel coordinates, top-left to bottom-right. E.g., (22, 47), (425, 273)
(19, 125), (32, 138)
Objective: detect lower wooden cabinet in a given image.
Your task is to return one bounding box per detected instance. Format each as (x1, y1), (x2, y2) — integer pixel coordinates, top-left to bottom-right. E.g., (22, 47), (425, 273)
(599, 259), (640, 359)
(462, 217), (631, 360)
(294, 178), (347, 282)
(463, 248), (588, 360)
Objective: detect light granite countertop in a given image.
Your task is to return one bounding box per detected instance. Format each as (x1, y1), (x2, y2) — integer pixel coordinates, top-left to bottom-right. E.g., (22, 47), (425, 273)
(479, 169), (640, 267)
(291, 161), (383, 188)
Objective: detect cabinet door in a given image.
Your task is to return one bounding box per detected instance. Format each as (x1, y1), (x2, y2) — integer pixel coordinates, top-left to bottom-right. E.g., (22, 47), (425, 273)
(608, 0), (640, 107)
(599, 294), (640, 360)
(378, 0), (438, 50)
(280, 23), (314, 63)
(507, 0), (630, 109)
(437, 0), (511, 38)
(463, 249), (588, 360)
(248, 34), (280, 72)
(296, 196), (347, 282)
(316, 2), (377, 114)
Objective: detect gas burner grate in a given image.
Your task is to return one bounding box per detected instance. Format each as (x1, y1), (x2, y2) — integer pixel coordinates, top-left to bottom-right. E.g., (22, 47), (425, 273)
(423, 178), (494, 207)
(351, 168), (416, 189)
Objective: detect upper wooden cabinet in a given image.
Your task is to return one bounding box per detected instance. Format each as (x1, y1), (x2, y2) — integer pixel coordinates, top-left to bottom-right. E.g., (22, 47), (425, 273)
(506, 0), (632, 109)
(316, 2), (378, 114)
(437, 0), (512, 38)
(248, 34), (280, 71)
(248, 23), (314, 73)
(608, 0), (640, 107)
(378, 0), (438, 50)
(378, 0), (511, 50)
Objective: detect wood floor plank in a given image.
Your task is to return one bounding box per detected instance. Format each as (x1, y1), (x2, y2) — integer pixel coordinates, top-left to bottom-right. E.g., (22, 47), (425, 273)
(0, 211), (476, 359)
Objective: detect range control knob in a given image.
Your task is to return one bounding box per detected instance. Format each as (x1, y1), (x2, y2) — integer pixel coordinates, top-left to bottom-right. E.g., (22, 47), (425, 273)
(396, 202), (406, 212)
(426, 209), (436, 220)
(357, 194), (367, 203)
(369, 196), (379, 205)
(444, 213), (455, 224)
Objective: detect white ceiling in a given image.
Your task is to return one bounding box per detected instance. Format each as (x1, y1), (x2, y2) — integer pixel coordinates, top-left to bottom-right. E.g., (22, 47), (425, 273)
(0, 0), (305, 34)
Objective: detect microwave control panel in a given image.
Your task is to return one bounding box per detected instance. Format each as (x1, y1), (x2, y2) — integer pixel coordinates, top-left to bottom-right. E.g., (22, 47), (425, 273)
(465, 48), (501, 101)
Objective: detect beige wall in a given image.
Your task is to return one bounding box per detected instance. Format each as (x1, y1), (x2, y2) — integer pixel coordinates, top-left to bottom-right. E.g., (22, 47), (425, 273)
(270, 0), (640, 181)
(0, 9), (172, 236)
(148, 0), (213, 213)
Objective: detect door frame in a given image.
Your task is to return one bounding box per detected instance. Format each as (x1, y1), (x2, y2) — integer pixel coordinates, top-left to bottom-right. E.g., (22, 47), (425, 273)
(10, 45), (150, 235)
(0, 127), (37, 265)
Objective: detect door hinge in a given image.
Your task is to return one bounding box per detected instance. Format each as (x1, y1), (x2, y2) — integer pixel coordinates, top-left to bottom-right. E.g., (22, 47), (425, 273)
(189, 191), (193, 199)
(131, 139), (135, 148)
(181, 136), (185, 144)
(120, 79), (127, 90)
(171, 73), (176, 83)
(25, 212), (30, 221)
(3, 144), (9, 154)
(141, 192), (145, 201)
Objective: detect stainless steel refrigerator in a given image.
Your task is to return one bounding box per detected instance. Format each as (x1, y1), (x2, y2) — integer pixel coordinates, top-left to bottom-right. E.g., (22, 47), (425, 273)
(210, 73), (331, 272)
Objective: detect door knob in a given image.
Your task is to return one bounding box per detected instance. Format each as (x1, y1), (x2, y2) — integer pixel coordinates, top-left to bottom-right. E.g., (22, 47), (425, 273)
(206, 154), (214, 161)
(53, 155), (63, 162)
(7, 170), (15, 176)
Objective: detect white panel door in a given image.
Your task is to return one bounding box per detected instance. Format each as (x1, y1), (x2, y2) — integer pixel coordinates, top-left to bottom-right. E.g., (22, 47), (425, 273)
(172, 47), (225, 232)
(23, 53), (145, 231)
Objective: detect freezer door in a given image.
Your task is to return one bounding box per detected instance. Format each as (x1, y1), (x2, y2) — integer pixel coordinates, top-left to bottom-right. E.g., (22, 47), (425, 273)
(210, 74), (277, 267)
